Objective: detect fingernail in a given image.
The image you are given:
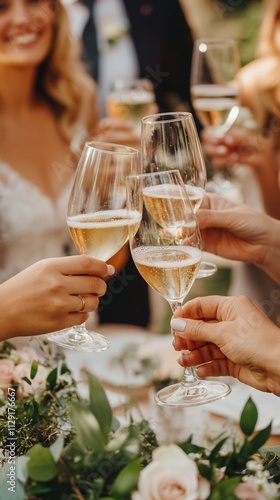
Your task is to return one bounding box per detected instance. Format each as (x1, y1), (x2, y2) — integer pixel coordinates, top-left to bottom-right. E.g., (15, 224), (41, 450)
(170, 318), (187, 332)
(107, 264), (115, 276)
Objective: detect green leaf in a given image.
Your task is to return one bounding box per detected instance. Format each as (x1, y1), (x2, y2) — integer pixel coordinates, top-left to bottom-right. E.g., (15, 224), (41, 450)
(60, 362), (70, 375)
(209, 476), (241, 500)
(47, 367), (58, 390)
(30, 360), (38, 380)
(111, 415), (121, 432)
(25, 484), (53, 495)
(247, 422), (272, 455)
(27, 444), (58, 481)
(21, 376), (31, 385)
(111, 458), (142, 499)
(87, 374), (112, 439)
(69, 401), (105, 452)
(209, 437), (228, 462)
(240, 397), (258, 436)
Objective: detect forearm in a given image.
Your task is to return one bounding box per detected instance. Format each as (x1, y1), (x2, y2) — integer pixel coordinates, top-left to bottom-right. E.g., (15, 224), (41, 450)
(0, 289), (19, 340)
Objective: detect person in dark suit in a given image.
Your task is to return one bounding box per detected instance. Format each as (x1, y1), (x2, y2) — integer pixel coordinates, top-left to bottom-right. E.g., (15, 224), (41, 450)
(69, 0), (195, 328)
(80, 0), (194, 114)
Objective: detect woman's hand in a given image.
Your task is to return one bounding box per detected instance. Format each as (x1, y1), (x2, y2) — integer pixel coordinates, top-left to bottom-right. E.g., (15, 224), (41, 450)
(197, 194), (280, 283)
(1, 255), (114, 339)
(201, 127), (273, 172)
(201, 127), (280, 218)
(91, 118), (141, 148)
(171, 295), (280, 396)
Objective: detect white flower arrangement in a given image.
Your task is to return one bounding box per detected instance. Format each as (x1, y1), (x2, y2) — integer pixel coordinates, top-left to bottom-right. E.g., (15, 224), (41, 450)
(0, 340), (280, 499)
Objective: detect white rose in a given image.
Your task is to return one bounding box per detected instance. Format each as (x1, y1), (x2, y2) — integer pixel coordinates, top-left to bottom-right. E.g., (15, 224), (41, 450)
(18, 347), (38, 364)
(132, 444), (210, 500)
(0, 359), (15, 388)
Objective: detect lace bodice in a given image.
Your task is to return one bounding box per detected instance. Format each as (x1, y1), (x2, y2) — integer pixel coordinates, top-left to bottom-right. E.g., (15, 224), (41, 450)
(0, 162), (75, 284)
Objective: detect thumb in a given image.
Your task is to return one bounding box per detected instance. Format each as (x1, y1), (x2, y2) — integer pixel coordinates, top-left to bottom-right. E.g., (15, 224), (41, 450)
(196, 209), (233, 231)
(170, 317), (220, 344)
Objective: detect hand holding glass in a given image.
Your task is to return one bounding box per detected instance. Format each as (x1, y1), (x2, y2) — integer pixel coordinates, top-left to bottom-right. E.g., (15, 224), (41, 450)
(47, 142), (140, 352)
(126, 170), (231, 406)
(190, 37), (241, 195)
(107, 78), (156, 135)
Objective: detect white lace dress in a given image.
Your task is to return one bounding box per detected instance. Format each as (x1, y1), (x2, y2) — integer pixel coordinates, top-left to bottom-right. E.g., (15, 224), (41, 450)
(0, 162), (75, 284)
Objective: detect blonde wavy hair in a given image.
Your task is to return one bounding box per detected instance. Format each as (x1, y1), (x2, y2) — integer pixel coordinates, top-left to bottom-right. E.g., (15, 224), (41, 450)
(36, 0), (93, 142)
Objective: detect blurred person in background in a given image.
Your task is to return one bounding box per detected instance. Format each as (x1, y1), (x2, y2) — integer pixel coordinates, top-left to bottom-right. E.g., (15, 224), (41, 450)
(200, 0), (280, 326)
(68, 0), (194, 117)
(0, 0), (139, 335)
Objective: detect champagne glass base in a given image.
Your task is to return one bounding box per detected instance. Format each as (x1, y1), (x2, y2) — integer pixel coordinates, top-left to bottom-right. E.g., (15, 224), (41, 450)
(197, 261), (217, 278)
(46, 327), (110, 352)
(154, 379), (231, 407)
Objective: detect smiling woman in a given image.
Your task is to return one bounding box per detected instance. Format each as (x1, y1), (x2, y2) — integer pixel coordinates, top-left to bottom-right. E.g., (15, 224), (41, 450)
(0, 0), (54, 65)
(0, 0), (100, 287)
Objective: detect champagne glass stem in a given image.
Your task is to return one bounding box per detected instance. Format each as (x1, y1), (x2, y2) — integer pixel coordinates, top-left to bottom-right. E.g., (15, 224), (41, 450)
(170, 301), (199, 387)
(68, 323), (87, 342)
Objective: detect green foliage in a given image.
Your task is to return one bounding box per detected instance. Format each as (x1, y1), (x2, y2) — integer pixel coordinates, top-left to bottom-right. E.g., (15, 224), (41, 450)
(7, 383), (276, 500)
(0, 340), (279, 500)
(0, 362), (79, 456)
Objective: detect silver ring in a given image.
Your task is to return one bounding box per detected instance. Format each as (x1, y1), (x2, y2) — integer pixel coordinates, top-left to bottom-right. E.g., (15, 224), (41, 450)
(77, 294), (86, 313)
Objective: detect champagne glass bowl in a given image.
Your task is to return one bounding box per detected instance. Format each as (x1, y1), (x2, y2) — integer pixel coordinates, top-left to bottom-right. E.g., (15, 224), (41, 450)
(141, 111), (217, 278)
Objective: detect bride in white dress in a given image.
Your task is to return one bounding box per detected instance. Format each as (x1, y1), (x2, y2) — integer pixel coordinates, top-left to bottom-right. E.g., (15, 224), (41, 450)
(0, 0), (98, 284)
(0, 0), (138, 289)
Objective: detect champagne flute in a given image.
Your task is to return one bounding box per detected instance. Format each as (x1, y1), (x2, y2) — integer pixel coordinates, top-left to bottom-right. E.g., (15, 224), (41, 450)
(126, 170), (231, 406)
(107, 78), (156, 135)
(47, 142), (140, 352)
(190, 37), (241, 196)
(141, 111), (217, 278)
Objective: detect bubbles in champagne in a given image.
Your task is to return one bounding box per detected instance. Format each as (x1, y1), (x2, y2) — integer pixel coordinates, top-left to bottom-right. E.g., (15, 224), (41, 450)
(132, 245), (201, 302)
(68, 209), (141, 261)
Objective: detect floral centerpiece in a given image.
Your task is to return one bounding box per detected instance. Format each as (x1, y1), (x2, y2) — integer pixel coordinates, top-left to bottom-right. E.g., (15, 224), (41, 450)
(0, 340), (280, 500)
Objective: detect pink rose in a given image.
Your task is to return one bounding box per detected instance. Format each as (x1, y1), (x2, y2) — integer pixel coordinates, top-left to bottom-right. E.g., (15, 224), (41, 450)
(0, 359), (15, 388)
(235, 482), (266, 500)
(132, 444), (210, 500)
(13, 362), (49, 397)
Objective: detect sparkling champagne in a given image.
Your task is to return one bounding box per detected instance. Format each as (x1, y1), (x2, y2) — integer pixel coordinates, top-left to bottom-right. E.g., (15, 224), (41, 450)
(68, 209), (141, 262)
(143, 184), (203, 230)
(191, 84), (239, 128)
(185, 185), (205, 212)
(132, 245), (201, 301)
(107, 89), (154, 128)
